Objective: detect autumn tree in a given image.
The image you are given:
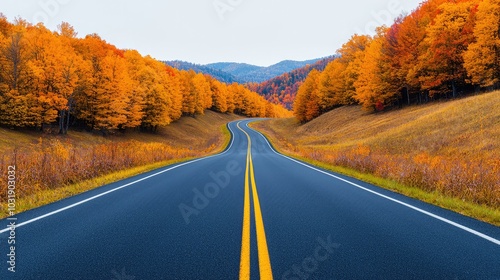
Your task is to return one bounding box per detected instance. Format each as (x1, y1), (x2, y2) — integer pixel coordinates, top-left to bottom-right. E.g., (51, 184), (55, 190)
(0, 19), (31, 127)
(192, 73), (212, 114)
(0, 16), (290, 132)
(73, 34), (132, 132)
(317, 59), (346, 111)
(354, 27), (400, 111)
(294, 69), (321, 122)
(463, 0), (500, 88)
(209, 77), (229, 113)
(55, 22), (84, 134)
(337, 34), (371, 102)
(417, 1), (478, 98)
(123, 50), (148, 128)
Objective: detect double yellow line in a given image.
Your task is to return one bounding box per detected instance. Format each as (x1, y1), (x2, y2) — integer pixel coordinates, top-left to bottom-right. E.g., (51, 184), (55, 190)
(237, 122), (273, 280)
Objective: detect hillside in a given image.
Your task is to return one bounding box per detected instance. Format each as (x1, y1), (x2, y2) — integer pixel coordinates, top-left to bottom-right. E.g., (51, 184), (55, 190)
(247, 57), (335, 109)
(0, 110), (240, 155)
(164, 60), (242, 84)
(206, 58), (323, 83)
(255, 91), (500, 224)
(293, 0), (500, 123)
(0, 111), (242, 215)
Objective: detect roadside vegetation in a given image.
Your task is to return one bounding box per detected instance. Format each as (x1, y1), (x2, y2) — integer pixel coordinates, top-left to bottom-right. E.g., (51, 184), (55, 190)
(254, 91), (500, 226)
(0, 111), (240, 217)
(294, 0), (500, 122)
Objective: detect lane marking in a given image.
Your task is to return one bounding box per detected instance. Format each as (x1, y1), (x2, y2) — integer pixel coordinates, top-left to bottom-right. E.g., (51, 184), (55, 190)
(250, 148), (273, 279)
(239, 138), (251, 280)
(0, 123), (238, 234)
(246, 122), (500, 247)
(237, 122), (274, 280)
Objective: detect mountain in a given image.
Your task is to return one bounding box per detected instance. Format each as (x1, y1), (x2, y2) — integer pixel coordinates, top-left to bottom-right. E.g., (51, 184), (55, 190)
(165, 58), (327, 84)
(164, 61), (242, 84)
(207, 59), (321, 83)
(205, 62), (262, 78)
(247, 57), (335, 109)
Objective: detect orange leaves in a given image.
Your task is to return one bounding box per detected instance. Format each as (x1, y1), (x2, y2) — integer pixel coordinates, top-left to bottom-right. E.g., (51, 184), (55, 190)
(293, 0), (490, 122)
(294, 69), (321, 122)
(0, 18), (290, 132)
(463, 0), (500, 87)
(418, 1), (478, 97)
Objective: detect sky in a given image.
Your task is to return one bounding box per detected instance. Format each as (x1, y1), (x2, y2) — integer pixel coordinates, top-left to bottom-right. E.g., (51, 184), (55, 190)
(2, 0), (423, 67)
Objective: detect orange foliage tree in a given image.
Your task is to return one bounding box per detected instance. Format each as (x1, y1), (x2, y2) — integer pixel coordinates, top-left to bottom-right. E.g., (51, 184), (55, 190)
(463, 0), (500, 88)
(0, 17), (290, 132)
(294, 0), (489, 122)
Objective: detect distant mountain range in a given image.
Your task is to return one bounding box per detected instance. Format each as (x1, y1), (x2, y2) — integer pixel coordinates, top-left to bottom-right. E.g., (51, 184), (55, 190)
(248, 57), (336, 109)
(165, 61), (241, 84)
(165, 58), (325, 84)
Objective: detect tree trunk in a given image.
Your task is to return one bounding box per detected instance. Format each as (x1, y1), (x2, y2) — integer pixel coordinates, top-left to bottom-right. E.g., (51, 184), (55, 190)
(452, 80), (457, 98)
(406, 87), (410, 105)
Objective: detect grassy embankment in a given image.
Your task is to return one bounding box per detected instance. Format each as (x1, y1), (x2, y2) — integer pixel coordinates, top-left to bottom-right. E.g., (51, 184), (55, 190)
(253, 91), (500, 226)
(0, 111), (241, 218)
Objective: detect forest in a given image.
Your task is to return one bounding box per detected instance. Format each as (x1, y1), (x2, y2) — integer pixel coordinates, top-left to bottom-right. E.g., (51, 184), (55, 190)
(247, 57), (334, 109)
(294, 0), (500, 122)
(0, 16), (290, 134)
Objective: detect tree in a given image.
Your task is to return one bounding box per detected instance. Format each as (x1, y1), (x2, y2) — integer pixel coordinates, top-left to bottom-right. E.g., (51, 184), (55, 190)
(209, 77), (228, 113)
(354, 28), (397, 111)
(317, 59), (347, 111)
(0, 19), (31, 127)
(294, 69), (320, 122)
(192, 73), (212, 114)
(337, 35), (371, 104)
(73, 35), (131, 131)
(179, 70), (197, 116)
(463, 0), (500, 88)
(417, 1), (478, 98)
(55, 22), (84, 134)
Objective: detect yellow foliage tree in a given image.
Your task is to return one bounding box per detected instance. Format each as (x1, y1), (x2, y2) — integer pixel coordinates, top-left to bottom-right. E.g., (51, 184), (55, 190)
(417, 1), (478, 97)
(294, 69), (320, 122)
(463, 0), (500, 88)
(354, 29), (387, 111)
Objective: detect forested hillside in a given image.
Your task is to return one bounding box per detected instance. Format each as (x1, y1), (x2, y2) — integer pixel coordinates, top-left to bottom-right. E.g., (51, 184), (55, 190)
(247, 57), (334, 109)
(165, 60), (241, 84)
(294, 0), (500, 122)
(0, 16), (290, 134)
(207, 59), (321, 83)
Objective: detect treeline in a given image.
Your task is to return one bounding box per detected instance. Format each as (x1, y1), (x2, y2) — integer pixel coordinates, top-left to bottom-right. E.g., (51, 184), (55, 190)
(247, 57), (334, 109)
(294, 0), (500, 122)
(0, 17), (290, 133)
(165, 60), (241, 84)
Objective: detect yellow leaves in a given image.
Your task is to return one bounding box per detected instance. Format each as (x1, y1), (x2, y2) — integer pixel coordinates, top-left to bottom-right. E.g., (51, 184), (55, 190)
(0, 17), (290, 132)
(294, 69), (320, 122)
(463, 0), (500, 87)
(354, 28), (391, 111)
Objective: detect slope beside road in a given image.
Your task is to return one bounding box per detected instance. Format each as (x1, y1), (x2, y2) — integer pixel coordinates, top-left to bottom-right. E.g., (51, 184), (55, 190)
(0, 120), (499, 279)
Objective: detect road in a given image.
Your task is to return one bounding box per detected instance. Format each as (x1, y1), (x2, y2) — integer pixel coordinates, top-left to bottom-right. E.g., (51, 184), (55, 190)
(1, 120), (499, 279)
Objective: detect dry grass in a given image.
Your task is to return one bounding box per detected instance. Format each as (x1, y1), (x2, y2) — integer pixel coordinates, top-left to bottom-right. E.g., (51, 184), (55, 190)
(0, 111), (241, 216)
(254, 91), (500, 225)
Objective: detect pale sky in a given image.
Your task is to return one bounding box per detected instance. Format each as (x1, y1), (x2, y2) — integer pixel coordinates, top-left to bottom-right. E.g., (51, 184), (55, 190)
(2, 0), (422, 66)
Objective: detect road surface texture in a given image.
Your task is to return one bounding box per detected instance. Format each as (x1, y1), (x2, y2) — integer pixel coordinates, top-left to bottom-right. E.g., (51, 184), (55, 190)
(1, 120), (499, 279)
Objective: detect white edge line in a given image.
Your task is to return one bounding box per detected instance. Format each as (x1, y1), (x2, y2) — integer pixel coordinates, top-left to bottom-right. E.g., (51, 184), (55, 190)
(245, 121), (500, 246)
(0, 122), (239, 234)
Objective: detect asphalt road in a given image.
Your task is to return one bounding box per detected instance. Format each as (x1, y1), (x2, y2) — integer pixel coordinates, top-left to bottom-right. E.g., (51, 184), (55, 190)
(1, 120), (499, 279)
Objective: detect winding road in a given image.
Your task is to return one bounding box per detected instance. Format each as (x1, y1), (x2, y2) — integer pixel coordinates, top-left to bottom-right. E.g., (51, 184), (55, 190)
(1, 120), (499, 279)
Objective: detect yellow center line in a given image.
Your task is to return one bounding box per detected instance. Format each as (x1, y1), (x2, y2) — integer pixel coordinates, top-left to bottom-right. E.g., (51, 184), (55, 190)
(249, 150), (273, 279)
(237, 122), (273, 280)
(239, 143), (251, 280)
